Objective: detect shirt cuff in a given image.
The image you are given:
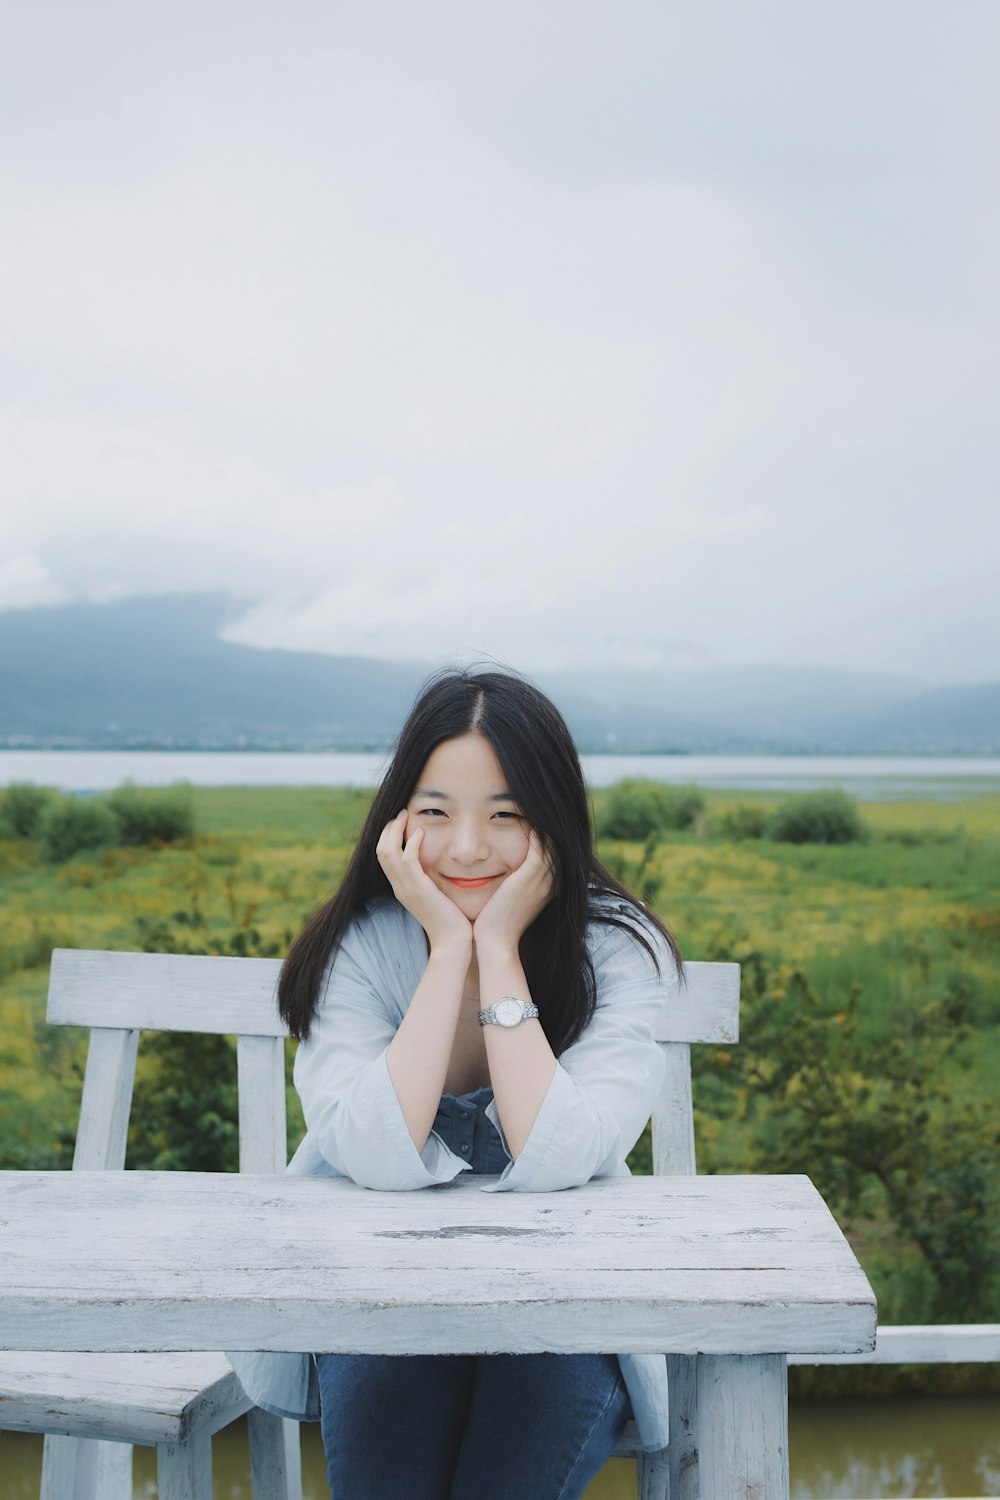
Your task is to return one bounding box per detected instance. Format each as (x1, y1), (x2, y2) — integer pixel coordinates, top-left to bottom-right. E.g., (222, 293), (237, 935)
(479, 1066), (576, 1193)
(320, 1051), (472, 1190)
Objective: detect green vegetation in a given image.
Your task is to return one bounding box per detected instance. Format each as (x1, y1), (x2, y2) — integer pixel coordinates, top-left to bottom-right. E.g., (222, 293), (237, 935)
(719, 802), (770, 841)
(0, 782), (56, 838)
(768, 787), (869, 845)
(597, 778), (705, 838)
(1, 778), (998, 1396)
(38, 798), (119, 861)
(0, 781), (197, 863)
(106, 784), (195, 846)
(719, 788), (868, 845)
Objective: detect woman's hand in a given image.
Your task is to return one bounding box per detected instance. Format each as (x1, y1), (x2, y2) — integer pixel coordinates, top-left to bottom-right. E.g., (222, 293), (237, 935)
(376, 810), (473, 955)
(472, 830), (555, 957)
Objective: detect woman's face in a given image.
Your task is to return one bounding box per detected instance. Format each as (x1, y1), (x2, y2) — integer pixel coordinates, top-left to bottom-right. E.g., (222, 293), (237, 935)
(406, 733), (532, 919)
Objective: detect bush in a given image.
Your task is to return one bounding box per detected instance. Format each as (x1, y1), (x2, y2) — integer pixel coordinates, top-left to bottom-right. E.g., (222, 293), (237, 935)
(1, 782), (55, 838)
(696, 942), (1000, 1324)
(128, 1032), (239, 1172)
(768, 789), (867, 845)
(657, 784), (705, 830)
(107, 783), (194, 846)
(39, 798), (118, 862)
(721, 804), (769, 840)
(598, 780), (663, 839)
(598, 779), (704, 839)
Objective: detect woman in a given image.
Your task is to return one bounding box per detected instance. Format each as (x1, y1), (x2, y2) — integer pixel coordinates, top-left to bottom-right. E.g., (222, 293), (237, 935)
(230, 669), (681, 1499)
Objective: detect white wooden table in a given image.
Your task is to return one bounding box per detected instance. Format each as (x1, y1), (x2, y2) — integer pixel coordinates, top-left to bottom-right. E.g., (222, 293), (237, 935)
(0, 1170), (875, 1498)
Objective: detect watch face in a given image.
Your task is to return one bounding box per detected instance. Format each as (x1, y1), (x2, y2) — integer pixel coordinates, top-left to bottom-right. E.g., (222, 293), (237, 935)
(494, 998), (524, 1027)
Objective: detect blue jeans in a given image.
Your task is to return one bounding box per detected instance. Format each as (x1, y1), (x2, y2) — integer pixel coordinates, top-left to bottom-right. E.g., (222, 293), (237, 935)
(317, 1351), (630, 1500)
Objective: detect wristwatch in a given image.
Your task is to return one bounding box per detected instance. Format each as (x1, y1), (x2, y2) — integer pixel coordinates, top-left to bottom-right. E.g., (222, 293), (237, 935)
(477, 997), (540, 1028)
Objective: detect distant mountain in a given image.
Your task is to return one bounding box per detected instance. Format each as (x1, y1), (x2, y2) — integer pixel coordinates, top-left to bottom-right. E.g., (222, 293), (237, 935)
(542, 665), (932, 750)
(1, 596), (997, 754)
(544, 665), (1000, 753)
(816, 681), (1000, 755)
(0, 596), (428, 748)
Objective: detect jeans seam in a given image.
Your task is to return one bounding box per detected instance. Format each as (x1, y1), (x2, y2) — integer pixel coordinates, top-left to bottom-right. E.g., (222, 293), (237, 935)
(552, 1374), (627, 1500)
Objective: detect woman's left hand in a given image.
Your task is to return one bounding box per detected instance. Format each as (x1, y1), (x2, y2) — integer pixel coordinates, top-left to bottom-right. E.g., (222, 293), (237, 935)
(472, 830), (555, 955)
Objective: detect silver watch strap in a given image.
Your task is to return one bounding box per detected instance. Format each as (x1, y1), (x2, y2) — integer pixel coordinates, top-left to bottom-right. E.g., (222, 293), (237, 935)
(477, 998), (540, 1026)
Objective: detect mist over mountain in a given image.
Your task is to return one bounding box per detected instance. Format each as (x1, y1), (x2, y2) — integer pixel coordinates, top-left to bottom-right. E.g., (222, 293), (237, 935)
(1, 596), (997, 754)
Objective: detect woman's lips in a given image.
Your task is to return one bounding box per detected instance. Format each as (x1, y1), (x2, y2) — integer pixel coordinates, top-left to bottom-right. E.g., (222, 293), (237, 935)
(445, 875), (500, 889)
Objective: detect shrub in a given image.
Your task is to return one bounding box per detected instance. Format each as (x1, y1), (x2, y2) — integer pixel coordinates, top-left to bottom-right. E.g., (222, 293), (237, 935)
(598, 779), (704, 839)
(721, 804), (769, 840)
(657, 784), (705, 830)
(1, 782), (55, 838)
(107, 784), (195, 846)
(598, 780), (662, 839)
(39, 798), (118, 862)
(696, 941), (1000, 1324)
(128, 1032), (239, 1172)
(768, 789), (867, 845)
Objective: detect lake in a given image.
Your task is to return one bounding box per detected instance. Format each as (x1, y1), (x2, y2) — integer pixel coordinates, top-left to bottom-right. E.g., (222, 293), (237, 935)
(2, 750), (1000, 799)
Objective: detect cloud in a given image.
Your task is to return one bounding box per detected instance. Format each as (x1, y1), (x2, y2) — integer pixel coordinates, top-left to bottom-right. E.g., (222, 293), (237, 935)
(1, 406), (404, 601)
(0, 553), (68, 610)
(0, 2), (996, 681)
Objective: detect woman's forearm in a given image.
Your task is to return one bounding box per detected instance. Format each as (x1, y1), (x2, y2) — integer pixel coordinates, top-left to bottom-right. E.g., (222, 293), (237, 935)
(476, 941), (557, 1158)
(385, 942), (470, 1150)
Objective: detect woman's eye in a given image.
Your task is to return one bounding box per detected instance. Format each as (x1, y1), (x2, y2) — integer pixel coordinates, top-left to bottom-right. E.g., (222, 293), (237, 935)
(493, 811), (524, 821)
(418, 807), (446, 817)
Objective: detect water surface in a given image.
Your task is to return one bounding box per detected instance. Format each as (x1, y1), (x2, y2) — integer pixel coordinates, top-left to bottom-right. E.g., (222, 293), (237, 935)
(3, 1396), (1000, 1496)
(2, 749), (999, 799)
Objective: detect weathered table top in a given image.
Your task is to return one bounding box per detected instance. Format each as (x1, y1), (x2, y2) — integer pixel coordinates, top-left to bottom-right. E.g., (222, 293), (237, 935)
(0, 1170), (875, 1357)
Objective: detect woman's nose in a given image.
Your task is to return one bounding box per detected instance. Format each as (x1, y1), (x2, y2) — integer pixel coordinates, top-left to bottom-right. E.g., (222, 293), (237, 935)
(450, 819), (490, 863)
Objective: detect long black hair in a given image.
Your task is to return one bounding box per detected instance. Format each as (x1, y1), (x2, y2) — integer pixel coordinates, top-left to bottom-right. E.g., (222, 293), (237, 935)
(279, 669), (681, 1049)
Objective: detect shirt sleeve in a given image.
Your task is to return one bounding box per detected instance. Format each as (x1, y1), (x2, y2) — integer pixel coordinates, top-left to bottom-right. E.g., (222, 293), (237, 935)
(293, 909), (471, 1191)
(481, 913), (675, 1193)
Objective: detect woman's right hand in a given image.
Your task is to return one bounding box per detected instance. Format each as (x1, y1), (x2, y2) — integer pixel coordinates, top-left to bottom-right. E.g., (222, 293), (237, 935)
(376, 810), (473, 955)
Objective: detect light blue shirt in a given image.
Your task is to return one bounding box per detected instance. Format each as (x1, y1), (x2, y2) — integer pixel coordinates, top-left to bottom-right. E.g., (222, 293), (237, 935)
(229, 894), (678, 1452)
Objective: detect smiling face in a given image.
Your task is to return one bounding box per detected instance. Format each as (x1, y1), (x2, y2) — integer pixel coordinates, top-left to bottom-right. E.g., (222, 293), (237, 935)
(406, 732), (531, 918)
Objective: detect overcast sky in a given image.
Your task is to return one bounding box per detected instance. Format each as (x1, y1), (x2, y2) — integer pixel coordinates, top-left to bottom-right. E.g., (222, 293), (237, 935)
(2, 1), (997, 683)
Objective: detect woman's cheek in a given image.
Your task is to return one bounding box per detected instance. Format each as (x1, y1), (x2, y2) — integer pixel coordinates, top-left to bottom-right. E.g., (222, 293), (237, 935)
(511, 829), (532, 869)
(414, 827), (438, 872)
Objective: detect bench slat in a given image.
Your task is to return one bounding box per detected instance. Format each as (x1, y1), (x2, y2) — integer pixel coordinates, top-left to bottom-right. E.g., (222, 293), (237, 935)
(48, 950), (285, 1036)
(73, 1028), (138, 1171)
(47, 949), (739, 1044)
(237, 1036), (288, 1174)
(0, 1353), (245, 1444)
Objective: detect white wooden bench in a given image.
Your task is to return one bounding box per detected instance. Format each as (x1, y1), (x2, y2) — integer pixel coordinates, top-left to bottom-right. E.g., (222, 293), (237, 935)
(0, 948), (302, 1500)
(0, 945), (740, 1500)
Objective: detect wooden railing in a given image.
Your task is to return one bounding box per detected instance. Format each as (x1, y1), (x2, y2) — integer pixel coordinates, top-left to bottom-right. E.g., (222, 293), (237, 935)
(790, 1322), (1000, 1365)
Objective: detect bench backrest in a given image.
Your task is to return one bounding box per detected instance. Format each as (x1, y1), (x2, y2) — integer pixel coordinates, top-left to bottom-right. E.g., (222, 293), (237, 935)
(47, 948), (740, 1177)
(48, 949), (288, 1175)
